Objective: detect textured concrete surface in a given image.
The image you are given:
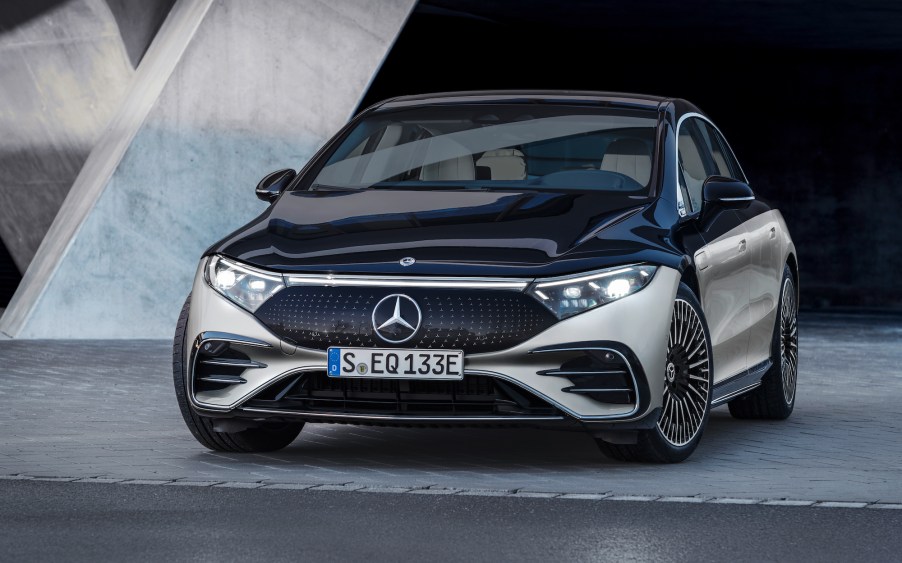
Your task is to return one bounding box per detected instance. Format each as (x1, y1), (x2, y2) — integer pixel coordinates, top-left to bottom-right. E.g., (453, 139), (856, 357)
(105, 0), (176, 67)
(4, 480), (902, 563)
(0, 0), (213, 336)
(1, 314), (900, 502)
(0, 0), (134, 273)
(2, 0), (416, 339)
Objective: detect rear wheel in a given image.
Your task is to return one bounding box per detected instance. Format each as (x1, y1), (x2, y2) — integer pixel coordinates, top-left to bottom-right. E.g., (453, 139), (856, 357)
(728, 265), (798, 419)
(596, 283), (712, 463)
(172, 295), (304, 452)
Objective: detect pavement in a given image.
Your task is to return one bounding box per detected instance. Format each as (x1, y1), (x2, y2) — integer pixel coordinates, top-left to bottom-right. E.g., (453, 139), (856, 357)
(1, 314), (901, 504)
(2, 479), (901, 563)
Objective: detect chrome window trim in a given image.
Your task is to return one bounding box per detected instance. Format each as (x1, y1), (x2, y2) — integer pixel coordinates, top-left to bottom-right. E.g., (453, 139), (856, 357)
(674, 112), (750, 216)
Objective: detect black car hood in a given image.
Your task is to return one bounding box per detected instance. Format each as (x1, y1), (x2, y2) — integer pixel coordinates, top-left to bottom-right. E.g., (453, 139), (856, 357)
(211, 188), (682, 277)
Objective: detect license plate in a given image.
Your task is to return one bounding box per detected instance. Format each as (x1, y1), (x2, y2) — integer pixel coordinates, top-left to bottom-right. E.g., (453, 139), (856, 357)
(327, 347), (464, 380)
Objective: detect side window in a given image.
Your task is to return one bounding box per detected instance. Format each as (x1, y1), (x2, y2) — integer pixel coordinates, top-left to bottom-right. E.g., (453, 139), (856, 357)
(709, 126), (746, 182)
(698, 122), (733, 178)
(677, 118), (712, 214)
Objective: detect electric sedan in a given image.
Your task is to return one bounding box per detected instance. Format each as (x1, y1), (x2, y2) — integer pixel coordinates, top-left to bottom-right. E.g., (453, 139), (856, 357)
(173, 91), (799, 462)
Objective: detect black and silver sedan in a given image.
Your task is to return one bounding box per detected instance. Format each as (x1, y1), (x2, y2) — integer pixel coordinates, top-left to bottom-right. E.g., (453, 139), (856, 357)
(173, 91), (799, 462)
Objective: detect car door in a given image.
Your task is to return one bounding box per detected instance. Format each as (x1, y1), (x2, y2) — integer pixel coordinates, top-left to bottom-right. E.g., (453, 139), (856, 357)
(679, 117), (752, 383)
(703, 123), (784, 368)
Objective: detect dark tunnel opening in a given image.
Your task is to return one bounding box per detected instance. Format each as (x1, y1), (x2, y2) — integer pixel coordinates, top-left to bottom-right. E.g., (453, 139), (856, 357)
(0, 236), (20, 308)
(360, 6), (902, 310)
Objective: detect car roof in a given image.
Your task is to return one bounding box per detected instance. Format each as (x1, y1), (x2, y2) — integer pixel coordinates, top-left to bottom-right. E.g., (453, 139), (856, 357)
(367, 90), (705, 119)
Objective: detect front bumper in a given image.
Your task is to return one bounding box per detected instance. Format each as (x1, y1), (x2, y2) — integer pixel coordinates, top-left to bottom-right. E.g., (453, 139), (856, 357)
(184, 263), (680, 425)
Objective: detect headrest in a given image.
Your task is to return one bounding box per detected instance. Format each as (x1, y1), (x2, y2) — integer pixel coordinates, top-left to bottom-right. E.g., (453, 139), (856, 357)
(476, 148), (527, 180)
(601, 139), (652, 185)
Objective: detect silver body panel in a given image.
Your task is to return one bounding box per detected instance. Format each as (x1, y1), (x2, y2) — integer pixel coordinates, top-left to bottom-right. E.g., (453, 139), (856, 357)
(179, 100), (798, 430)
(695, 209), (796, 382)
(694, 221), (751, 383)
(185, 263), (682, 421)
(746, 210), (794, 368)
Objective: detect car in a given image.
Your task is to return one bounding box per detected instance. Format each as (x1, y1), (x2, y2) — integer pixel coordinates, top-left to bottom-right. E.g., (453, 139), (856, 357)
(173, 90), (799, 462)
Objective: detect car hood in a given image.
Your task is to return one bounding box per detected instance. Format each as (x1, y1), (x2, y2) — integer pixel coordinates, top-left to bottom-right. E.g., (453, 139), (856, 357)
(210, 188), (681, 277)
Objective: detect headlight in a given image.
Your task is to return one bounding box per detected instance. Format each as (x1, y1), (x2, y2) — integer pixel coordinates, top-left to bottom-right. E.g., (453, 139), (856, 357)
(206, 255), (285, 312)
(527, 264), (657, 319)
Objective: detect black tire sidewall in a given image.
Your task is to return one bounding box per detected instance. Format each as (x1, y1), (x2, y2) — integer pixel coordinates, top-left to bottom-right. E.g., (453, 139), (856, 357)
(772, 266), (797, 410)
(172, 295), (303, 452)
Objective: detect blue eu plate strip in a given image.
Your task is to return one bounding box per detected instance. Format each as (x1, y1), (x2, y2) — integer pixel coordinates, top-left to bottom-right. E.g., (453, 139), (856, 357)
(327, 348), (341, 377)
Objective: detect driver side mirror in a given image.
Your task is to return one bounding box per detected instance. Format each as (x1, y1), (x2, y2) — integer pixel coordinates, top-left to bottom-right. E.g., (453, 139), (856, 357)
(255, 169), (296, 202)
(702, 176), (755, 211)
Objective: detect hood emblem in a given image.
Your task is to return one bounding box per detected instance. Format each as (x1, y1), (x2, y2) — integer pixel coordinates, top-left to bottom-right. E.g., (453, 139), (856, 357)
(372, 294), (422, 343)
(400, 257), (416, 267)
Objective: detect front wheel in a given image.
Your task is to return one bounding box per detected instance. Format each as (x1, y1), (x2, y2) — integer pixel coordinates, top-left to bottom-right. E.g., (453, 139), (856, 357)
(172, 295), (304, 452)
(597, 283), (713, 463)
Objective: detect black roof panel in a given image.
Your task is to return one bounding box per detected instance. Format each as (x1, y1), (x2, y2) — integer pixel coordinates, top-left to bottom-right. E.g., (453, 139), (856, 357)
(373, 90), (671, 111)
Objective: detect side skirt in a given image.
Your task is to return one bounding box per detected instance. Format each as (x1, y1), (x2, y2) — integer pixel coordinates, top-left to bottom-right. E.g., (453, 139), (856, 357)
(711, 360), (772, 406)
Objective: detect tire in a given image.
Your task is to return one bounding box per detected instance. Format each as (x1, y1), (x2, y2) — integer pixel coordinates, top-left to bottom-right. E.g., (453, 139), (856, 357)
(172, 295), (304, 452)
(596, 283), (713, 463)
(728, 265), (798, 420)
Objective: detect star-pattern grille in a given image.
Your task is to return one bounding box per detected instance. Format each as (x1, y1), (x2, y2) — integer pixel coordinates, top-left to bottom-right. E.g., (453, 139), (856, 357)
(254, 286), (557, 354)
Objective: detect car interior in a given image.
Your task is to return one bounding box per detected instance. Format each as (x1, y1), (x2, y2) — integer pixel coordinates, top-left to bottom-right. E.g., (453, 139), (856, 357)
(319, 112), (658, 192)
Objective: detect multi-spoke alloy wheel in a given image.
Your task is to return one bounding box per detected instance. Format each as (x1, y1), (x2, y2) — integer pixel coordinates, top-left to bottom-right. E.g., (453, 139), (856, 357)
(658, 298), (710, 446)
(595, 283), (712, 463)
(780, 277), (799, 405)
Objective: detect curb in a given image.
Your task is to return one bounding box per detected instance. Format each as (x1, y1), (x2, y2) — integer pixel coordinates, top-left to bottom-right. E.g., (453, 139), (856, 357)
(3, 474), (901, 509)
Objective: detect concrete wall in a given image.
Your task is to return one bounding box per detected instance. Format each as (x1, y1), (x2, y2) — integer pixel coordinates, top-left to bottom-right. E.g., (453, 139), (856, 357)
(0, 0), (134, 274)
(1, 0), (415, 338)
(105, 0), (177, 67)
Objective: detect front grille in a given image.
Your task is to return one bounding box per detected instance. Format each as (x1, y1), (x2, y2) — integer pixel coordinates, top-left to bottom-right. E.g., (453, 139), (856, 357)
(243, 371), (559, 417)
(254, 286), (556, 353)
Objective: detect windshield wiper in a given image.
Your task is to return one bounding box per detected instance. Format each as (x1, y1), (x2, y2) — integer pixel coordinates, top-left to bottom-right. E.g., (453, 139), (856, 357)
(310, 183), (361, 192)
(365, 183), (496, 191)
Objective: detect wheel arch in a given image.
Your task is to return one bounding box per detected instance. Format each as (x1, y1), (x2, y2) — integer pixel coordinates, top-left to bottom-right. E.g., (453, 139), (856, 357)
(786, 252), (800, 301)
(679, 264), (701, 300)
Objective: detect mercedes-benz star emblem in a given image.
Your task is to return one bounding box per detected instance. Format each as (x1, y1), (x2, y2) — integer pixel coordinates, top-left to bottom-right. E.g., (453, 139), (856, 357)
(372, 294), (422, 343)
(400, 257), (416, 267)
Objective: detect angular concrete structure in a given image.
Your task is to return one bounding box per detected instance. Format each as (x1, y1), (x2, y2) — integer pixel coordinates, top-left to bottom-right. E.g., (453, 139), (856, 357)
(1, 0), (415, 338)
(0, 0), (135, 273)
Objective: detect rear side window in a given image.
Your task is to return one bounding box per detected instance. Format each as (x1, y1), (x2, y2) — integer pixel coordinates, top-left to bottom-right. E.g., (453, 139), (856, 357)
(697, 122), (733, 178)
(706, 124), (746, 182)
(677, 117), (747, 214)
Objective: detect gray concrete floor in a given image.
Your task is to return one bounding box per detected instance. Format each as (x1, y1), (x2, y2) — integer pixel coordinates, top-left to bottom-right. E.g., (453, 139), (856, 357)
(3, 479), (901, 563)
(1, 314), (900, 503)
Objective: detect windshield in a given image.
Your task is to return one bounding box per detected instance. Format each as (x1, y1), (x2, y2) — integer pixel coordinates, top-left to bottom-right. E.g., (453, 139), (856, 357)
(307, 104), (659, 194)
